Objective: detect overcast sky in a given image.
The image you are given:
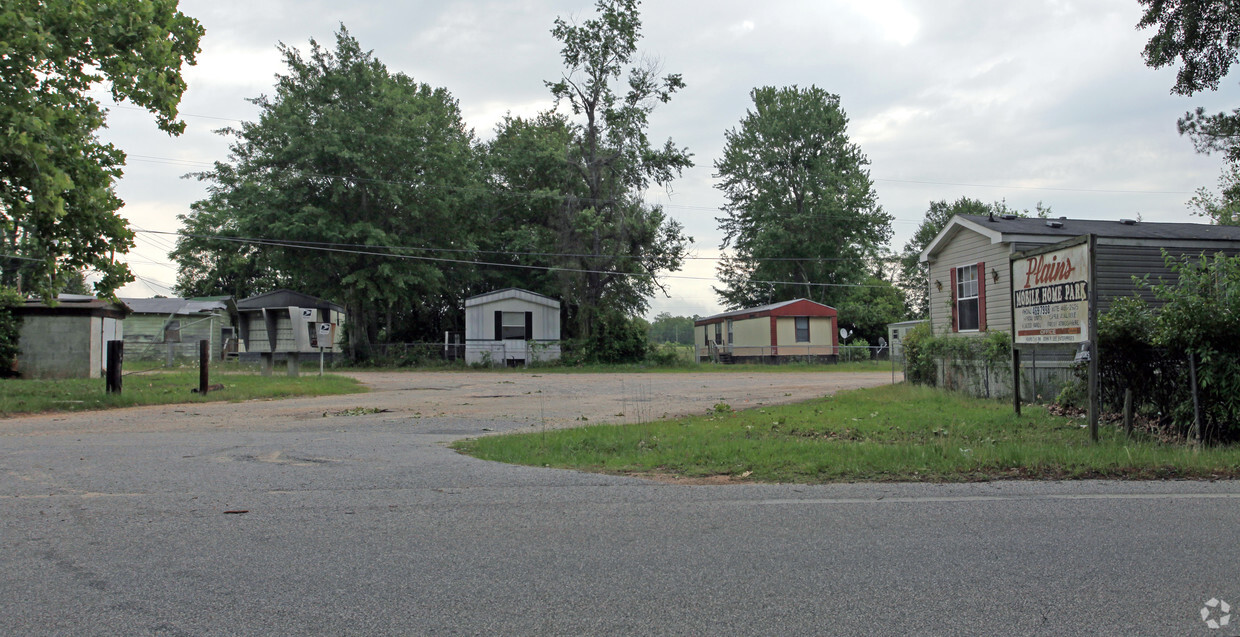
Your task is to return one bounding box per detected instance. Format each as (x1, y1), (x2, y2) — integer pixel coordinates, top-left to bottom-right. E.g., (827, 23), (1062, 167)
(100, 0), (1240, 319)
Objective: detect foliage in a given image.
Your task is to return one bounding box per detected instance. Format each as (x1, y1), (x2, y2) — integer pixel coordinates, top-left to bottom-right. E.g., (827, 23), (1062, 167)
(904, 329), (1012, 397)
(838, 338), (871, 363)
(898, 198), (1050, 316)
(714, 85), (892, 310)
(455, 383), (1240, 483)
(1138, 0), (1240, 161)
(900, 321), (936, 385)
(836, 276), (907, 345)
(563, 310), (651, 365)
(0, 286), (22, 377)
(647, 312), (697, 345)
(0, 0), (202, 298)
(1149, 252), (1240, 441)
(170, 190), (285, 299)
(173, 28), (480, 359)
(1186, 162), (1240, 225)
(540, 0), (693, 339)
(1072, 252), (1240, 442)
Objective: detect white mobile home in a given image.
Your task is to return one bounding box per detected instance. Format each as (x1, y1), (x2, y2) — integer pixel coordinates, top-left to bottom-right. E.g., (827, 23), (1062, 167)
(464, 288), (561, 366)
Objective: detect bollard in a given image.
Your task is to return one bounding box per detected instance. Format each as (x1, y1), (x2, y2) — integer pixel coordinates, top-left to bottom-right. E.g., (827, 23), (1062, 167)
(106, 340), (123, 394)
(199, 339), (209, 394)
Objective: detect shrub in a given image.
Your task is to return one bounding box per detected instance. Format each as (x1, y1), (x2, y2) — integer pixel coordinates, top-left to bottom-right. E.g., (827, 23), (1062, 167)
(0, 286), (22, 378)
(839, 338), (871, 363)
(901, 321), (936, 385)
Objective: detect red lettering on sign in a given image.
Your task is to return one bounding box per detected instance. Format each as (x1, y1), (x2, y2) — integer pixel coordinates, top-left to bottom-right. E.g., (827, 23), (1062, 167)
(1022, 255), (1077, 289)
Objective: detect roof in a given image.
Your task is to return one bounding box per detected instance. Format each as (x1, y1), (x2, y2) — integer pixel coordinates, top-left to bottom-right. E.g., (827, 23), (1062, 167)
(236, 289), (344, 313)
(16, 295), (130, 319)
(695, 298), (836, 325)
(464, 288), (560, 309)
(887, 319), (928, 329)
(120, 297), (231, 316)
(921, 214), (1240, 262)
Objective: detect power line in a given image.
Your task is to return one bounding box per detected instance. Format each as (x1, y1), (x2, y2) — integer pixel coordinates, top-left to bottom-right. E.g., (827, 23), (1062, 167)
(148, 231), (900, 290)
(137, 229), (903, 263)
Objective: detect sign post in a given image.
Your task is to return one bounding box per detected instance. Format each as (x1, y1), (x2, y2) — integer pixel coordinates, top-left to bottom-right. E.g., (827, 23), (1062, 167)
(1011, 235), (1096, 439)
(314, 322), (334, 376)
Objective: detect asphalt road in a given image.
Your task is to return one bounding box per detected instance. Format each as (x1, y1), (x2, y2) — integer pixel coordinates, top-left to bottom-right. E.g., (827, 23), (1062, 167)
(3, 374), (1239, 636)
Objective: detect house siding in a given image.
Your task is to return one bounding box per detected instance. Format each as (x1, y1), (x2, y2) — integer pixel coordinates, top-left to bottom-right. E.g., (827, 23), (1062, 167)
(463, 290), (561, 366)
(774, 316), (835, 355)
(928, 228), (1012, 337)
(123, 313), (228, 361)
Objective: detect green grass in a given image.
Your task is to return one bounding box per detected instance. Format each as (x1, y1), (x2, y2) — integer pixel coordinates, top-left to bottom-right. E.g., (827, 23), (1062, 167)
(0, 370), (366, 416)
(453, 383), (1240, 482)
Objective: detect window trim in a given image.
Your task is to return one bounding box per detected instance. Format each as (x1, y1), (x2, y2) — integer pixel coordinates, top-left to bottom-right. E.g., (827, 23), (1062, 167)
(954, 263), (980, 332)
(501, 311), (528, 340)
(794, 316), (810, 343)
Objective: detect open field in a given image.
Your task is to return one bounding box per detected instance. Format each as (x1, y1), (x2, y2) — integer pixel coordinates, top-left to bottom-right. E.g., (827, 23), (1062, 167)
(455, 383), (1240, 483)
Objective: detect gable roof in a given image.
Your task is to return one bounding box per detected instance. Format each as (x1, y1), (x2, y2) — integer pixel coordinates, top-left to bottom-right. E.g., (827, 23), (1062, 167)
(695, 298), (836, 325)
(121, 297), (231, 316)
(921, 214), (1240, 262)
(464, 288), (560, 309)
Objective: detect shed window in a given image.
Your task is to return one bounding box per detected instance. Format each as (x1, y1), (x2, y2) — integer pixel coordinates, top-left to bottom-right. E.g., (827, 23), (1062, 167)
(794, 317), (810, 343)
(501, 312), (527, 340)
(956, 264), (980, 331)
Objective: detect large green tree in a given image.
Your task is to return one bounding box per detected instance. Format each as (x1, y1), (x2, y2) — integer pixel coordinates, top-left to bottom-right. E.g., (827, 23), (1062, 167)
(714, 85), (892, 310)
(173, 28), (480, 358)
(1138, 0), (1240, 161)
(541, 0), (693, 339)
(1, 0), (202, 297)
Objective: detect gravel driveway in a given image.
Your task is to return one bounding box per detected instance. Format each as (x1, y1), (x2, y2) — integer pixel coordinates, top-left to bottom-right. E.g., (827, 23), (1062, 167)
(1, 369), (900, 436)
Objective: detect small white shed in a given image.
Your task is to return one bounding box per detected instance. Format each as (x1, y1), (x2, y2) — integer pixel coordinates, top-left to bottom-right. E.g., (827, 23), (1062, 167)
(464, 288), (561, 366)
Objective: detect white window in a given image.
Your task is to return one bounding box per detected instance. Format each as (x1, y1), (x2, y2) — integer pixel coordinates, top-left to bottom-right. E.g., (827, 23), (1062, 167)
(502, 312), (527, 340)
(726, 319), (733, 344)
(956, 264), (979, 331)
(794, 317), (810, 343)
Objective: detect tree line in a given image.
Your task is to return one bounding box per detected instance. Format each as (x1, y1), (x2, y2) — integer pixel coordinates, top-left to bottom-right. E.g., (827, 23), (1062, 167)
(7, 0), (1240, 369)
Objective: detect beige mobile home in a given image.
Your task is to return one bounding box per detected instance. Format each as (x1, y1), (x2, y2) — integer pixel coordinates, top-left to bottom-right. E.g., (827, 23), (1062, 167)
(694, 299), (838, 363)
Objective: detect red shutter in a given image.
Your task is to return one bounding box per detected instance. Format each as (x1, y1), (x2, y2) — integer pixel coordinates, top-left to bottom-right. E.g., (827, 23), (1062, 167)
(977, 261), (987, 332)
(949, 267), (958, 332)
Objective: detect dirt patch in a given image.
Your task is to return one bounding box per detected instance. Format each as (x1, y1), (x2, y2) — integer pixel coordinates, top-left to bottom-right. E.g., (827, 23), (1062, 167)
(0, 370), (900, 437)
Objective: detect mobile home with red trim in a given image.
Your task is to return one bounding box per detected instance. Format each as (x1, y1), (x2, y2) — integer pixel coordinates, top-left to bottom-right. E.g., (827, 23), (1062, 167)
(694, 299), (838, 363)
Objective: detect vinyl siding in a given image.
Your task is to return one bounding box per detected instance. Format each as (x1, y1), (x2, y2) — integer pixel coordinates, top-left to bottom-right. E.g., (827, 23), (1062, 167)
(927, 228), (1012, 337)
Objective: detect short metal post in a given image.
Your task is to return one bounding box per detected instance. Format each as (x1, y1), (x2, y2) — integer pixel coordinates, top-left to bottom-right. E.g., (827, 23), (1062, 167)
(199, 339), (209, 394)
(1012, 348), (1021, 416)
(106, 340), (123, 394)
(1123, 388), (1133, 438)
(1189, 350), (1202, 444)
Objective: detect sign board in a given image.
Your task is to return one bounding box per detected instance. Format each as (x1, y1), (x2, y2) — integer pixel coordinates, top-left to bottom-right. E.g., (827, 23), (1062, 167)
(309, 322), (335, 348)
(301, 308), (314, 319)
(1012, 238), (1090, 345)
